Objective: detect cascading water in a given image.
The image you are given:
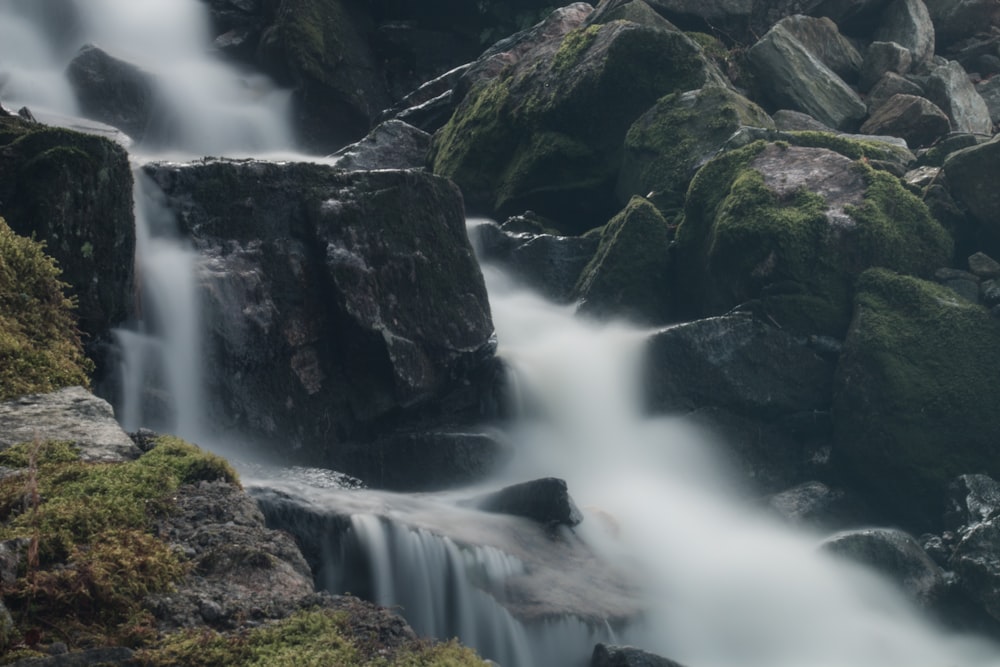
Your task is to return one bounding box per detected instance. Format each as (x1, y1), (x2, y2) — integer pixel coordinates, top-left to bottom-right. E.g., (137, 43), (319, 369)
(5, 2), (1000, 666)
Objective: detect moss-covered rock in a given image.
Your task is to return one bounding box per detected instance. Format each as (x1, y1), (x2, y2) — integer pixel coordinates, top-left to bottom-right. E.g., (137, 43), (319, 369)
(430, 19), (714, 233)
(833, 268), (1000, 530)
(574, 196), (673, 323)
(617, 85), (775, 216)
(0, 217), (92, 401)
(673, 141), (953, 336)
(0, 116), (135, 362)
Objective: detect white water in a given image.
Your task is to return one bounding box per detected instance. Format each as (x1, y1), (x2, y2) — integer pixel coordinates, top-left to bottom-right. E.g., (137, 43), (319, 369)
(5, 2), (1000, 666)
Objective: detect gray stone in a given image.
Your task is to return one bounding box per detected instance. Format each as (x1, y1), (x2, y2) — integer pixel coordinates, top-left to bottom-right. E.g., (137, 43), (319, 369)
(949, 518), (1000, 623)
(866, 71), (925, 111)
(875, 0), (935, 68)
(861, 93), (951, 148)
(924, 0), (1000, 49)
(975, 76), (1000, 124)
(945, 474), (1000, 530)
(860, 41), (912, 92)
(926, 60), (994, 134)
(587, 0), (680, 30)
(329, 120), (430, 171)
(943, 135), (1000, 235)
(776, 15), (863, 82)
(970, 251), (1000, 278)
(821, 527), (946, 606)
(772, 109), (834, 131)
(766, 481), (861, 529)
(747, 23), (867, 131)
(477, 477), (584, 528)
(0, 387), (140, 462)
(642, 0), (754, 27)
(65, 43), (156, 142)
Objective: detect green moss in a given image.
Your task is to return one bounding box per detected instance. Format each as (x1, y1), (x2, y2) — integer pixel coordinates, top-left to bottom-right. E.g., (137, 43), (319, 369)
(834, 269), (1000, 528)
(0, 216), (93, 401)
(0, 441), (79, 468)
(140, 435), (241, 488)
(786, 130), (911, 167)
(552, 24), (601, 74)
(140, 609), (488, 667)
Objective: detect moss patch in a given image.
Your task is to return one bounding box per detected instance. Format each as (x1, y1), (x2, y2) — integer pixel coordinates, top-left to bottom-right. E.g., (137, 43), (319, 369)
(0, 216), (92, 401)
(140, 608), (487, 667)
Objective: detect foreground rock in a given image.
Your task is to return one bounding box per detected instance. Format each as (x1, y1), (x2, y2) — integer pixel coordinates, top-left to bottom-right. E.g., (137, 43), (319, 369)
(592, 643), (686, 667)
(142, 161), (496, 468)
(476, 477), (583, 527)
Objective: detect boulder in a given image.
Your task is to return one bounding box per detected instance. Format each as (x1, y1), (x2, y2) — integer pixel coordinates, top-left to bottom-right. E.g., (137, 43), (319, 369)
(866, 71), (925, 111)
(573, 196), (673, 324)
(328, 119), (430, 171)
(874, 0), (935, 68)
(833, 269), (1000, 529)
(772, 109), (834, 132)
(0, 117), (135, 355)
(476, 477), (584, 527)
(926, 60), (994, 135)
(470, 219), (599, 303)
(860, 93), (951, 147)
(644, 312), (835, 420)
(776, 15), (863, 82)
(924, 0), (1000, 50)
(820, 528), (946, 606)
(592, 643), (686, 667)
(765, 481), (862, 529)
(586, 0), (680, 30)
(617, 85), (775, 214)
(949, 518), (1000, 623)
(431, 19), (715, 233)
(969, 251), (1000, 278)
(860, 41), (913, 92)
(143, 161), (495, 462)
(746, 22), (867, 131)
(673, 141), (952, 336)
(65, 43), (156, 142)
(945, 474), (1000, 531)
(0, 387), (140, 462)
(976, 76), (1000, 125)
(943, 135), (1000, 237)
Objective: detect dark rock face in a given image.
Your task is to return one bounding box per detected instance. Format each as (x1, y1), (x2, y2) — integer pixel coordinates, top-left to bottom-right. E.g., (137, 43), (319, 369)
(874, 0), (935, 68)
(592, 643), (686, 667)
(329, 119), (430, 171)
(765, 481), (863, 529)
(0, 117), (135, 359)
(143, 161), (495, 464)
(65, 44), (156, 142)
(943, 136), (1000, 243)
(861, 93), (951, 147)
(821, 527), (946, 606)
(946, 474), (1000, 531)
(476, 477), (584, 527)
(924, 0), (1000, 50)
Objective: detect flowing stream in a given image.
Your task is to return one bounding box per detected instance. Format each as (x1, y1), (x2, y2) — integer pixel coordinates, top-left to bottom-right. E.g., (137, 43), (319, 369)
(3, 2), (1000, 666)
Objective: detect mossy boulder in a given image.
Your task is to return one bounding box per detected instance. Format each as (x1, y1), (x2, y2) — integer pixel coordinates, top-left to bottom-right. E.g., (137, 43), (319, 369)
(833, 269), (1000, 529)
(0, 218), (92, 401)
(617, 85), (775, 216)
(430, 19), (715, 233)
(672, 141), (953, 336)
(574, 196), (673, 324)
(0, 116), (135, 360)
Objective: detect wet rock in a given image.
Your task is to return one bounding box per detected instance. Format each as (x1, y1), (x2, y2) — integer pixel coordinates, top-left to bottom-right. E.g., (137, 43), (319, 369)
(65, 43), (156, 142)
(860, 41), (912, 92)
(866, 71), (925, 111)
(645, 312), (835, 419)
(574, 197), (673, 324)
(874, 0), (935, 68)
(834, 269), (1000, 529)
(765, 481), (862, 529)
(0, 387), (140, 462)
(470, 218), (599, 303)
(144, 161), (495, 462)
(862, 94), (951, 148)
(821, 527), (946, 606)
(746, 22), (866, 131)
(949, 518), (1000, 623)
(477, 477), (583, 527)
(329, 119), (430, 171)
(926, 60), (994, 135)
(592, 643), (686, 667)
(945, 474), (1000, 531)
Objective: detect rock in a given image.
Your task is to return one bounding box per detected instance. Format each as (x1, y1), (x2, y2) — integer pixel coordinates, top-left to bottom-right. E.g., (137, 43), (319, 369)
(65, 43), (156, 142)
(943, 135), (1000, 236)
(587, 0), (680, 30)
(772, 109), (834, 132)
(777, 15), (863, 82)
(874, 0), (935, 68)
(833, 269), (1000, 529)
(6, 647), (135, 666)
(592, 643), (686, 667)
(0, 387), (140, 462)
(573, 197), (673, 324)
(821, 528), (947, 606)
(866, 71), (925, 111)
(143, 161), (495, 462)
(861, 93), (951, 147)
(673, 142), (951, 336)
(949, 518), (1000, 623)
(330, 430), (513, 491)
(860, 41), (913, 92)
(328, 119), (430, 170)
(644, 313), (835, 419)
(935, 267), (981, 302)
(926, 60), (994, 135)
(746, 22), (867, 131)
(431, 18), (715, 233)
(945, 474), (1000, 530)
(924, 0), (1000, 50)
(642, 0), (753, 34)
(470, 219), (599, 303)
(0, 116), (135, 355)
(617, 85), (775, 214)
(476, 477), (583, 527)
(806, 0), (894, 31)
(969, 251), (1000, 278)
(765, 481), (862, 529)
(975, 76), (1000, 125)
